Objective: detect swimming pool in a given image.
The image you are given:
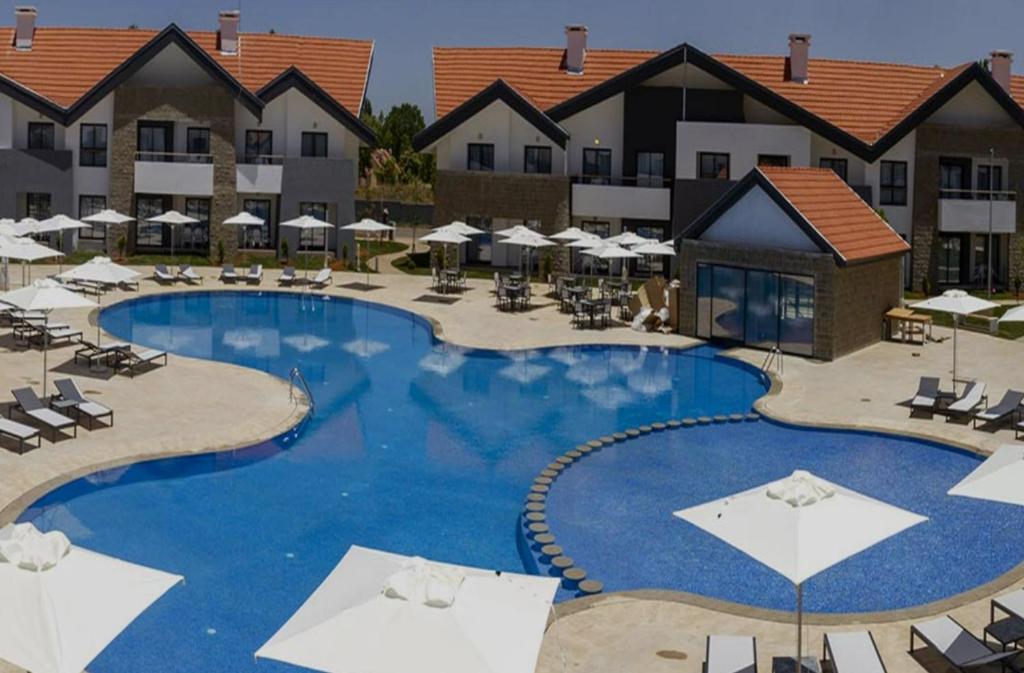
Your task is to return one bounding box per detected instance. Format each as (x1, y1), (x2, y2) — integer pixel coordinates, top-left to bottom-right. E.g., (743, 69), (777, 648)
(15, 291), (1021, 672)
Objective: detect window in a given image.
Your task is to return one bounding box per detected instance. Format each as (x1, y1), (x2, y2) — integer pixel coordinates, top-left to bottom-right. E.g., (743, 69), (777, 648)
(183, 199), (211, 251)
(79, 124), (107, 167)
(977, 163), (1006, 199)
(245, 130), (273, 164)
(819, 158), (848, 182)
(134, 195), (169, 248)
(299, 202), (328, 249)
(582, 148), (612, 184)
(186, 127), (211, 161)
(25, 193), (51, 219)
(301, 132), (328, 158)
(757, 154), (790, 168)
(938, 234), (965, 284)
(632, 224), (668, 275)
(880, 161), (908, 205)
(138, 122), (173, 162)
(636, 151), (665, 187)
(28, 122), (55, 150)
(467, 143), (494, 171)
(241, 199), (272, 249)
(78, 195), (107, 241)
(698, 152), (730, 180)
(524, 146), (552, 174)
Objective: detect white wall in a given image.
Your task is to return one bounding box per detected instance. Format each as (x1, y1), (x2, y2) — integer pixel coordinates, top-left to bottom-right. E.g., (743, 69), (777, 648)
(431, 98), (565, 173)
(927, 81), (1019, 128)
(235, 88), (362, 161)
(11, 98), (66, 150)
(64, 93), (113, 212)
(561, 94), (624, 177)
(676, 121), (811, 179)
(701, 186), (820, 252)
(0, 94), (12, 149)
(865, 131), (916, 237)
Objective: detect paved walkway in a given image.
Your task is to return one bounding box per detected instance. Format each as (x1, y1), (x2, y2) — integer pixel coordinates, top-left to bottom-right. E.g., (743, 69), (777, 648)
(0, 264), (1021, 673)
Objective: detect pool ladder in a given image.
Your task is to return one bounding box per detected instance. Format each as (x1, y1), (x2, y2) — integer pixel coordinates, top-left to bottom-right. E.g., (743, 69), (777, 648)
(289, 367), (315, 413)
(761, 347), (783, 378)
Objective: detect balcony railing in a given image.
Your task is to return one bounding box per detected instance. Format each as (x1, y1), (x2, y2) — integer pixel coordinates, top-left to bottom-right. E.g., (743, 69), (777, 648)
(239, 154), (285, 165)
(134, 151), (213, 164)
(571, 175), (673, 188)
(937, 189), (1017, 234)
(939, 188), (1016, 201)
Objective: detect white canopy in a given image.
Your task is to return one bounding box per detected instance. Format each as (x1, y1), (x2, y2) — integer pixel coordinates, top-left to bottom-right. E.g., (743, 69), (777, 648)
(948, 444), (1024, 506)
(0, 522), (182, 673)
(15, 218), (42, 235)
(280, 214), (333, 230)
(910, 290), (999, 385)
(999, 305), (1024, 323)
(256, 545), (558, 673)
(549, 226), (598, 242)
(499, 231), (554, 248)
(493, 224), (536, 238)
(38, 214), (90, 233)
(58, 257), (139, 286)
(0, 235), (63, 262)
(606, 231), (652, 247)
(566, 236), (604, 249)
(632, 240), (677, 257)
(420, 229), (472, 246)
(435, 221), (484, 236)
(81, 209), (135, 225)
(342, 218), (395, 234)
(223, 211), (265, 226)
(580, 243), (640, 260)
(146, 210), (199, 225)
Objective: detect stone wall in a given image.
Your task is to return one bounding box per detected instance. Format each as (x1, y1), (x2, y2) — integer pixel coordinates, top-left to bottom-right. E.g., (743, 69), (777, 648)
(831, 256), (902, 358)
(108, 85), (237, 258)
(911, 124), (1024, 290)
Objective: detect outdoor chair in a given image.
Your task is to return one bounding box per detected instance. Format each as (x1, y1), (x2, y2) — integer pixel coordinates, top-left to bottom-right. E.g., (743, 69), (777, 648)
(113, 347), (168, 378)
(74, 340), (130, 368)
(910, 377), (949, 414)
(246, 264), (263, 284)
(944, 381), (987, 421)
(973, 390), (1024, 429)
(23, 323), (82, 348)
(220, 264), (238, 283)
(53, 378), (113, 430)
(572, 300), (588, 329)
(310, 268), (332, 288)
(9, 387), (77, 440)
(496, 285), (511, 312)
(704, 635), (757, 673)
(153, 265), (176, 284)
(823, 631), (886, 673)
(910, 616), (1021, 673)
(0, 417), (40, 454)
(178, 265), (203, 284)
(279, 266), (297, 286)
(600, 297), (613, 329)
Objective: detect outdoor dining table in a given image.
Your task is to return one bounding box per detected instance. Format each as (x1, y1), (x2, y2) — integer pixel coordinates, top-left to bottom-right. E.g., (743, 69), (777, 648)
(580, 298), (604, 329)
(986, 590), (1024, 650)
(440, 269), (462, 294)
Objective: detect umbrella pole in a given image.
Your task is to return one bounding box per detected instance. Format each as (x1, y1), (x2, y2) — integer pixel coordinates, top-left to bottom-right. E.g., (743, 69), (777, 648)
(97, 292), (103, 347)
(42, 311), (49, 396)
(953, 319), (958, 392)
(796, 582), (803, 673)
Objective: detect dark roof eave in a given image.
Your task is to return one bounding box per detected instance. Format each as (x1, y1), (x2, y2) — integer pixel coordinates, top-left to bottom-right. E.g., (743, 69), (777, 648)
(0, 76), (66, 123)
(258, 67), (377, 146)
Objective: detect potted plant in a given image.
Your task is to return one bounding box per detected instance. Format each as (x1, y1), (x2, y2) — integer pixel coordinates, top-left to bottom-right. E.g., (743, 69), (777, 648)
(280, 239), (290, 264)
(115, 232), (127, 261)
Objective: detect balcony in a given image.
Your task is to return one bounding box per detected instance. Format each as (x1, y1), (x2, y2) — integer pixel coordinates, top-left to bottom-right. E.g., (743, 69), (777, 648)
(134, 152), (213, 196)
(236, 155), (284, 194)
(937, 190), (1017, 234)
(571, 176), (672, 221)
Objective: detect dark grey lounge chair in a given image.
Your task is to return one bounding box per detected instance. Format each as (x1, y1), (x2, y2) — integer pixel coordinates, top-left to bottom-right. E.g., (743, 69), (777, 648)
(824, 632), (886, 673)
(910, 616), (1021, 673)
(114, 347), (168, 378)
(973, 390), (1024, 429)
(9, 387), (77, 440)
(220, 264), (238, 283)
(53, 378), (113, 429)
(279, 266), (297, 286)
(74, 340), (130, 367)
(178, 264), (203, 284)
(153, 264), (176, 283)
(910, 377), (946, 413)
(704, 635), (757, 673)
(0, 417), (41, 454)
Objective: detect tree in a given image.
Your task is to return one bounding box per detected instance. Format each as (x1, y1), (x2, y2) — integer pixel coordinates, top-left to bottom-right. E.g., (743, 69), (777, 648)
(379, 103), (424, 159)
(359, 101), (435, 188)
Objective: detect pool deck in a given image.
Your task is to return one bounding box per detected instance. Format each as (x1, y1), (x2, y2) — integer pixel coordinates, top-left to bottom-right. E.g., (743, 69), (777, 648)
(1, 265), (1022, 673)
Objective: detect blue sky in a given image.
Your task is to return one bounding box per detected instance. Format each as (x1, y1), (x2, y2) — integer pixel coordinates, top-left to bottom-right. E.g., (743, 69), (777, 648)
(16, 0), (1024, 120)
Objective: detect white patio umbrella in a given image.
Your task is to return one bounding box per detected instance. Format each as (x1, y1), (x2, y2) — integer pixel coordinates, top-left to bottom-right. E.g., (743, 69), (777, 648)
(15, 217), (42, 236)
(38, 215), (91, 273)
(146, 210), (199, 261)
(0, 279), (96, 394)
(280, 214), (335, 277)
(81, 210), (135, 257)
(606, 231), (652, 247)
(0, 522), (182, 673)
(223, 211), (266, 250)
(998, 305), (1024, 323)
(420, 229), (472, 276)
(341, 218), (396, 285)
(255, 545), (558, 673)
(948, 444), (1024, 506)
(498, 231), (554, 282)
(435, 220), (485, 236)
(551, 228), (599, 275)
(58, 257), (140, 345)
(910, 290), (998, 387)
(675, 470), (926, 670)
(0, 235), (63, 287)
(0, 218), (17, 237)
(493, 224), (535, 238)
(580, 242), (640, 284)
(632, 240), (677, 278)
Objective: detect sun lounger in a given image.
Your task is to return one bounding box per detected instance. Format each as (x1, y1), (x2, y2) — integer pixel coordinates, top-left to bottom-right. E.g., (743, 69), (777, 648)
(9, 387), (77, 440)
(945, 381), (987, 420)
(221, 264), (238, 283)
(973, 389), (1024, 429)
(21, 323), (82, 348)
(704, 635), (757, 673)
(74, 340), (130, 367)
(53, 378), (113, 429)
(178, 264), (203, 284)
(114, 347), (168, 378)
(910, 616), (1021, 673)
(279, 266), (297, 286)
(310, 267), (332, 288)
(910, 377), (946, 413)
(0, 417), (41, 454)
(824, 632), (886, 673)
(246, 264), (263, 284)
(153, 264), (176, 283)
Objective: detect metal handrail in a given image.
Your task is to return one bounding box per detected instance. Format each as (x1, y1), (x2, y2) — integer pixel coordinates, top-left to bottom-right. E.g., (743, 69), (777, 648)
(289, 367), (315, 412)
(938, 188), (1016, 201)
(134, 151), (213, 164)
(761, 347), (784, 378)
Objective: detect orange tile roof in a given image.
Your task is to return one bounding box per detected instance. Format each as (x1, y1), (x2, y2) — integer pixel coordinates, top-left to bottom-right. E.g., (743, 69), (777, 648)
(432, 46), (657, 117)
(0, 27), (372, 114)
(758, 166), (909, 262)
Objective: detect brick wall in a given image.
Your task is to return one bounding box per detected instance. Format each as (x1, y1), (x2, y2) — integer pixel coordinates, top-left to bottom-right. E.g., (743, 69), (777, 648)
(831, 256), (902, 358)
(912, 124), (1024, 290)
(108, 85), (237, 258)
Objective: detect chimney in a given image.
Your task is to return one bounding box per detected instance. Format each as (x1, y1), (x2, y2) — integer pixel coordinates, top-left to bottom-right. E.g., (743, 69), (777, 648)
(14, 6), (37, 51)
(990, 50), (1013, 93)
(565, 24), (588, 75)
(218, 9), (240, 55)
(788, 33), (811, 83)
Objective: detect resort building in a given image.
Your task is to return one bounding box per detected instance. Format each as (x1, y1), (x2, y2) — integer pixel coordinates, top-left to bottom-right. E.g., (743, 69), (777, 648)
(0, 7), (375, 261)
(414, 27), (1024, 291)
(679, 166), (910, 360)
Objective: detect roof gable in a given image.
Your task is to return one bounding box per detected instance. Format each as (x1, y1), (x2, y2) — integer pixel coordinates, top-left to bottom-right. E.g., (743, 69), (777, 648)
(258, 67), (377, 146)
(700, 186), (821, 253)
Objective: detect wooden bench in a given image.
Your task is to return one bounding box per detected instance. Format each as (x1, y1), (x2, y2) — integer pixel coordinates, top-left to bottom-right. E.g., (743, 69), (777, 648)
(0, 417), (41, 454)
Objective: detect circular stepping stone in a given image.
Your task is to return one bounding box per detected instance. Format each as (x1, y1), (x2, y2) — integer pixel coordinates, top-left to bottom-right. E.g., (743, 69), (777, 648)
(682, 418), (698, 427)
(525, 502), (545, 512)
(697, 416), (712, 425)
(625, 428), (640, 437)
(563, 567), (587, 582)
(599, 436), (615, 445)
(540, 469), (558, 478)
(578, 579), (604, 595)
(586, 439), (603, 449)
(666, 419), (681, 428)
(652, 422), (667, 431)
(528, 523), (550, 535)
(534, 476), (553, 485)
(578, 445), (593, 454)
(712, 415), (728, 424)
(526, 512), (546, 523)
(526, 493), (546, 502)
(547, 462), (565, 471)
(534, 533), (556, 545)
(728, 413), (744, 423)
(745, 413), (760, 422)
(612, 432), (628, 441)
(566, 450), (583, 459)
(530, 484), (549, 493)
(555, 456), (573, 465)
(551, 555), (574, 570)
(540, 544), (563, 557)
(638, 425), (653, 433)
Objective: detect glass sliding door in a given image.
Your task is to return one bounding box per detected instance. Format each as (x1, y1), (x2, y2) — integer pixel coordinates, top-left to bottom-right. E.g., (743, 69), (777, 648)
(779, 274), (815, 356)
(710, 265), (745, 341)
(696, 264), (712, 339)
(744, 270), (779, 349)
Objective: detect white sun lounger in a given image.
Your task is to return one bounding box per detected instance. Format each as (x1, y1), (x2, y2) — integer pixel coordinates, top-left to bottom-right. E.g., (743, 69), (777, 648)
(114, 348), (168, 378)
(824, 632), (886, 673)
(178, 264), (203, 284)
(0, 417), (41, 454)
(246, 264), (263, 284)
(945, 381), (987, 419)
(310, 267), (332, 288)
(705, 635), (757, 673)
(910, 615), (1021, 672)
(54, 378), (113, 429)
(221, 264), (238, 283)
(278, 266), (297, 286)
(153, 264), (176, 283)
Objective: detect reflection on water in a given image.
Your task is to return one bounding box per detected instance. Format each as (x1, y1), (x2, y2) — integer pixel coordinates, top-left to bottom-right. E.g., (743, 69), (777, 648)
(282, 334), (330, 353)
